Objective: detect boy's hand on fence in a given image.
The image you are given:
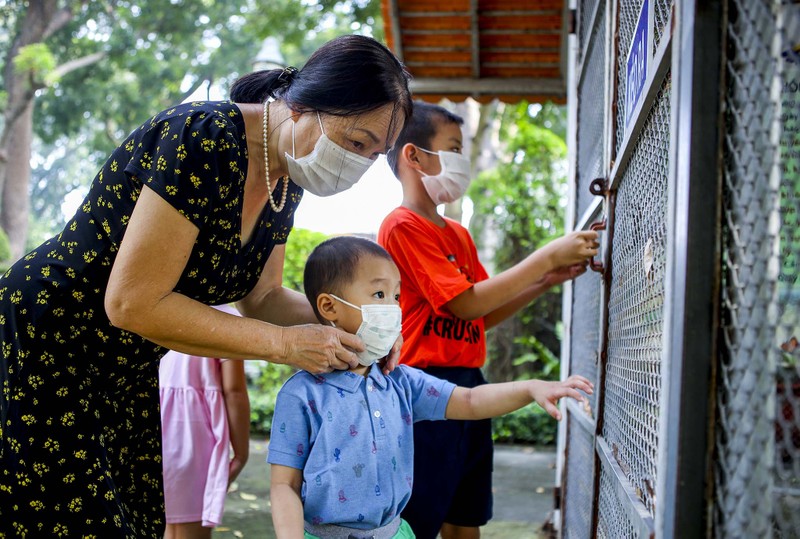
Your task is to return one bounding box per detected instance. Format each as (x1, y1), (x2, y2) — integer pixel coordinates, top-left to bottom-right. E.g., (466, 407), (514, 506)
(538, 263), (589, 288)
(531, 375), (594, 421)
(542, 231), (599, 269)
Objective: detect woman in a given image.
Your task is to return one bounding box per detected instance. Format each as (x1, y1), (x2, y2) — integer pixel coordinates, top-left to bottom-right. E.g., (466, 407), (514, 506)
(0, 34), (412, 537)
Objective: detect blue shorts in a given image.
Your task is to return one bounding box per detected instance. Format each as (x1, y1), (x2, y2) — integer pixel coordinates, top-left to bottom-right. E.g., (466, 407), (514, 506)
(401, 367), (493, 539)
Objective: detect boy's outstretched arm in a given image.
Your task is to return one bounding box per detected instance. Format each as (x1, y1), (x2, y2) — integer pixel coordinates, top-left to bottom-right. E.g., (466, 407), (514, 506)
(270, 464), (306, 538)
(444, 375), (594, 421)
(483, 263), (588, 329)
(446, 230), (599, 322)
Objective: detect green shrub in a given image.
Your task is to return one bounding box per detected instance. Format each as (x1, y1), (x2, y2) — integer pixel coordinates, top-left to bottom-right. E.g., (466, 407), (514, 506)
(249, 362), (296, 434)
(250, 391), (280, 435)
(492, 404), (558, 446)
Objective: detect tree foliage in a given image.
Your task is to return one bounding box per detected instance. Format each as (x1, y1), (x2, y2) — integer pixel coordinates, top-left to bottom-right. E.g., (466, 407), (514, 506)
(468, 102), (568, 383)
(0, 0), (383, 256)
(282, 227), (329, 293)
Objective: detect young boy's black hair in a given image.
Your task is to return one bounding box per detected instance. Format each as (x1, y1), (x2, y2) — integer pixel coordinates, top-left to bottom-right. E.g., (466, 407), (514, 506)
(303, 236), (395, 323)
(385, 101), (464, 175)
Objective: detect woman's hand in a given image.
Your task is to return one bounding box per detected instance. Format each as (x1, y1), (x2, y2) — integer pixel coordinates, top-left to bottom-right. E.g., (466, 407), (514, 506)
(281, 325), (363, 373)
(379, 333), (403, 375)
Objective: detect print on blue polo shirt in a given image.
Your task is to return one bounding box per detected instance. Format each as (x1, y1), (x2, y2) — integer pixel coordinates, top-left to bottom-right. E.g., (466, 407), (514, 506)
(267, 364), (456, 530)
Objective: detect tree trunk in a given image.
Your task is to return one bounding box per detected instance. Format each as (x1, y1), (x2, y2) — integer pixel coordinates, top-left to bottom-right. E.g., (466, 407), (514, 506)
(0, 0), (76, 261)
(1, 102), (34, 260)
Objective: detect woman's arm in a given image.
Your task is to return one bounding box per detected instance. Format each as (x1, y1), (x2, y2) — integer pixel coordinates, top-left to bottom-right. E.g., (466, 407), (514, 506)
(444, 375), (594, 421)
(105, 186), (360, 373)
(270, 464), (306, 538)
(221, 359), (250, 486)
(236, 243), (319, 327)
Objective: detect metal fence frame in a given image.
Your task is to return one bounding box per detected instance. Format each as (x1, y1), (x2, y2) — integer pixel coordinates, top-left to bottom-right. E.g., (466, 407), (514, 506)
(556, 0), (798, 536)
(656, 0), (722, 535)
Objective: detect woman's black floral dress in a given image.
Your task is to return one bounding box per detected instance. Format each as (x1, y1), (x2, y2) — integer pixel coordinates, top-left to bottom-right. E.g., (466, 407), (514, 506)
(0, 101), (302, 537)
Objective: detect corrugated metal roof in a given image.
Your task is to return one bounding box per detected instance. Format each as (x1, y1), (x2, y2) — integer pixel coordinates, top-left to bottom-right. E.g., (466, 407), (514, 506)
(382, 0), (569, 104)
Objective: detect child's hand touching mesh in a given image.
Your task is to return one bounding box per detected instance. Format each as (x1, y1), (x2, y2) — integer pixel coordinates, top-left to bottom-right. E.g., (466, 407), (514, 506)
(542, 230), (600, 269)
(529, 375), (594, 421)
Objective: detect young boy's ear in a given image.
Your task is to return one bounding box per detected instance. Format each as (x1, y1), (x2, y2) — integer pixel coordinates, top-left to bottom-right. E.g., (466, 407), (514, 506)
(316, 294), (339, 325)
(401, 143), (424, 172)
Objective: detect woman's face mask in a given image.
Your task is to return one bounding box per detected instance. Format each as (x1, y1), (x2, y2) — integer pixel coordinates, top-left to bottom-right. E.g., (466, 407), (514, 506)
(286, 112), (374, 197)
(330, 294), (402, 366)
(417, 147), (472, 204)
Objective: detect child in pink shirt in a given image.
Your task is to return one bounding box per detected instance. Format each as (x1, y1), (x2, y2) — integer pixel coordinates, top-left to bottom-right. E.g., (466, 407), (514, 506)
(159, 303), (250, 538)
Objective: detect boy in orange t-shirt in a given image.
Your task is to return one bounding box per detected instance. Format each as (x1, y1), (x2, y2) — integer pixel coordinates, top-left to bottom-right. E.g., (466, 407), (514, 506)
(378, 101), (599, 539)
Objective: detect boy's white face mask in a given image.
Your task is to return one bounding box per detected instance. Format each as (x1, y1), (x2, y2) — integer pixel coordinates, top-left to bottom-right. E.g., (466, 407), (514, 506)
(286, 112), (374, 197)
(417, 147), (472, 204)
(330, 294), (402, 366)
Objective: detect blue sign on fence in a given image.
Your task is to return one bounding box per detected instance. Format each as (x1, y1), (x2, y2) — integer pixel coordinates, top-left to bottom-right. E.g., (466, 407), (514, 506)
(625, 0), (652, 128)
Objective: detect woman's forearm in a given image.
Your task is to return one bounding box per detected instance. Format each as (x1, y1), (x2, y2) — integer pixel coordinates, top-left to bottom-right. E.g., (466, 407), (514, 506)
(237, 285), (317, 327)
(111, 291), (290, 362)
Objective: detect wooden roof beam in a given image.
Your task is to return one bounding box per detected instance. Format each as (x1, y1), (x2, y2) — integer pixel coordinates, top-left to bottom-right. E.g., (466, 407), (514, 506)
(410, 76), (565, 96)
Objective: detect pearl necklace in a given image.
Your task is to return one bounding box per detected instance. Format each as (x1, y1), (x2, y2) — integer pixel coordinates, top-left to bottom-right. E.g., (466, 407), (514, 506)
(263, 98), (289, 212)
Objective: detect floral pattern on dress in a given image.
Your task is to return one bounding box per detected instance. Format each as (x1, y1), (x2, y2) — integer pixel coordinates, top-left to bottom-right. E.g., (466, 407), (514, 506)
(0, 101), (302, 537)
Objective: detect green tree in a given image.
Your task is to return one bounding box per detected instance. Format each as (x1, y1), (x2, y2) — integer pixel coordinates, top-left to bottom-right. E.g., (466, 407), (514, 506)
(1, 0), (384, 259)
(468, 101), (568, 383)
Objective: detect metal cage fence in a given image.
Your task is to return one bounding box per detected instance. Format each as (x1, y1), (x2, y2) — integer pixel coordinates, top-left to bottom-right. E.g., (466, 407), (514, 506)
(577, 1), (608, 219)
(562, 0), (799, 536)
(717, 0), (799, 536)
(602, 76), (671, 521)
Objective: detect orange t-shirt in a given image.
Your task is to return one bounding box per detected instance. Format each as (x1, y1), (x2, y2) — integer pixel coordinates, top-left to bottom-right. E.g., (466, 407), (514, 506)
(378, 206), (489, 369)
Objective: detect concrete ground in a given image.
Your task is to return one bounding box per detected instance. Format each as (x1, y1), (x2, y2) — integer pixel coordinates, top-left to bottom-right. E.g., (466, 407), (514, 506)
(212, 438), (557, 538)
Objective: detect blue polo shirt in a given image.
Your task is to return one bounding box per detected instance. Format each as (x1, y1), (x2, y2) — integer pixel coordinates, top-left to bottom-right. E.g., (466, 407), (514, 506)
(267, 364), (456, 530)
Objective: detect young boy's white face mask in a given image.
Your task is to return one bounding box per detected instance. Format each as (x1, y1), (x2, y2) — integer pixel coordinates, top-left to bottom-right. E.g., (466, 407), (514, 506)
(417, 147), (472, 204)
(330, 294), (402, 366)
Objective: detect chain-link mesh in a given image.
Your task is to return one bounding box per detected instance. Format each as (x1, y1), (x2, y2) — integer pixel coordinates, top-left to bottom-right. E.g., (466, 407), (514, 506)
(578, 0), (601, 59)
(569, 269), (602, 414)
(576, 1), (607, 219)
(601, 77), (670, 524)
(717, 0), (787, 536)
(653, 0), (673, 49)
(774, 25), (800, 529)
(773, 1), (799, 536)
(596, 464), (638, 539)
(562, 416), (595, 539)
(565, 1), (799, 536)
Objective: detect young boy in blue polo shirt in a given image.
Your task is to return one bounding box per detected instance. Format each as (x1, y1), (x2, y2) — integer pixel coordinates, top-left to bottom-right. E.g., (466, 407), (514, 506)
(267, 236), (593, 539)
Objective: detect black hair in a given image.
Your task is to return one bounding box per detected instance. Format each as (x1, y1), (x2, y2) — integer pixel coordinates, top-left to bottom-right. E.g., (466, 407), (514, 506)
(386, 100), (464, 175)
(304, 236), (394, 323)
(230, 34), (413, 148)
